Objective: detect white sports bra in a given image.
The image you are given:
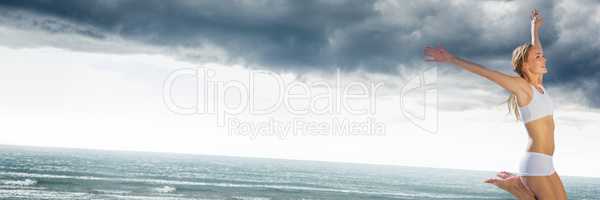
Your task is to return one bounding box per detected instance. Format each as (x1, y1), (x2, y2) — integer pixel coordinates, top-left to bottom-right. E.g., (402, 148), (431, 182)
(519, 84), (554, 123)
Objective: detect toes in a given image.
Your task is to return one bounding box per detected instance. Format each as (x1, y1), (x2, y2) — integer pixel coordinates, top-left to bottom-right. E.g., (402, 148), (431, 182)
(497, 171), (513, 179)
(484, 178), (499, 184)
(497, 174), (510, 179)
(501, 171), (515, 176)
(496, 172), (508, 179)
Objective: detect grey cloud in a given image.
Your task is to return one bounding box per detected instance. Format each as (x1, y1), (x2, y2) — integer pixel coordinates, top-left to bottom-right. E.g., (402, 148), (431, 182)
(0, 0), (554, 70)
(543, 0), (600, 106)
(0, 0), (599, 107)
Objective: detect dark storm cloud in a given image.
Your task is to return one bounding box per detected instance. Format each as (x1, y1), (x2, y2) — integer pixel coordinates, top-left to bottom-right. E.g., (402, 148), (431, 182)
(0, 0), (553, 70)
(541, 0), (600, 107)
(0, 0), (378, 71)
(0, 0), (599, 106)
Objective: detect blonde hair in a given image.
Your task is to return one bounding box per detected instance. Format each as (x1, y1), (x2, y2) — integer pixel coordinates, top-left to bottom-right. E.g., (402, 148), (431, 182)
(507, 43), (533, 121)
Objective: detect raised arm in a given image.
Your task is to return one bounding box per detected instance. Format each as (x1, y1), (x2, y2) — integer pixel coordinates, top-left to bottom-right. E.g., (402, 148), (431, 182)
(424, 46), (522, 94)
(531, 9), (543, 49)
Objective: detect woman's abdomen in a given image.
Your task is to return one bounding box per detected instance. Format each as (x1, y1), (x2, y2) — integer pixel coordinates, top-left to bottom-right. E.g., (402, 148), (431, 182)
(525, 116), (555, 155)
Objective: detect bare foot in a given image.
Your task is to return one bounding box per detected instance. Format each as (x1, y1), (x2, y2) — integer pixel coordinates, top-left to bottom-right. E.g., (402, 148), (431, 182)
(484, 171), (536, 200)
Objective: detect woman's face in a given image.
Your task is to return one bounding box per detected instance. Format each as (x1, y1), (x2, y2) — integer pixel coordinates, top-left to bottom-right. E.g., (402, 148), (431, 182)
(524, 47), (547, 74)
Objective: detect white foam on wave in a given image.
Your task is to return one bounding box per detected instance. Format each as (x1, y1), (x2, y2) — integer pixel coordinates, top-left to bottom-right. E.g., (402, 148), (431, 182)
(102, 194), (214, 200)
(0, 171), (503, 199)
(1, 179), (37, 186)
(154, 185), (176, 193)
(0, 189), (90, 199)
(230, 196), (271, 200)
(91, 189), (132, 195)
(0, 189), (209, 200)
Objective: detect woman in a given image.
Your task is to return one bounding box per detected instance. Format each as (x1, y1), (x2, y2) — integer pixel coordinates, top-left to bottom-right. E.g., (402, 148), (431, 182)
(424, 10), (567, 200)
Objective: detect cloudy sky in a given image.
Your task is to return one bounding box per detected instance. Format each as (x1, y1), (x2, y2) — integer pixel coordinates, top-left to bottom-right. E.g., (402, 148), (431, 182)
(1, 0), (599, 177)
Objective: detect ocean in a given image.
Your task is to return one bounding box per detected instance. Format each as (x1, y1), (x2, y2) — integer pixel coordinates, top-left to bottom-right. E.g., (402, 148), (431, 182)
(0, 145), (598, 200)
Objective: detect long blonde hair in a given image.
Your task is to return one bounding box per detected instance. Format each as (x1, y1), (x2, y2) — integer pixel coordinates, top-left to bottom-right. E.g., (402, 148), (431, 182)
(507, 43), (533, 121)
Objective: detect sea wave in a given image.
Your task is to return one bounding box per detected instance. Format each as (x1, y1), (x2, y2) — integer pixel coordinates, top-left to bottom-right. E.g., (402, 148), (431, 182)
(230, 196), (271, 200)
(1, 179), (37, 186)
(154, 186), (176, 193)
(0, 172), (503, 199)
(0, 189), (90, 200)
(90, 189), (131, 195)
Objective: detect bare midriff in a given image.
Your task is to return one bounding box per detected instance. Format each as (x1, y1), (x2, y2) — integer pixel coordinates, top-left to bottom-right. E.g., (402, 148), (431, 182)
(524, 115), (555, 156)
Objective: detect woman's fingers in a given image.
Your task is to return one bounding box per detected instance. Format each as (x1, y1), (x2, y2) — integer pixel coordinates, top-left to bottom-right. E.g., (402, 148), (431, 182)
(425, 57), (437, 62)
(424, 47), (439, 62)
(424, 46), (445, 53)
(531, 9), (541, 20)
(438, 48), (447, 54)
(424, 49), (440, 57)
(531, 9), (543, 29)
(532, 9), (542, 19)
(424, 46), (449, 61)
(424, 47), (436, 55)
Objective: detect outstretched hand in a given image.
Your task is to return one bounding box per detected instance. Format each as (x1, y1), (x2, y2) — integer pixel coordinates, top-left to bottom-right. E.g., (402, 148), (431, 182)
(531, 9), (543, 31)
(424, 46), (455, 63)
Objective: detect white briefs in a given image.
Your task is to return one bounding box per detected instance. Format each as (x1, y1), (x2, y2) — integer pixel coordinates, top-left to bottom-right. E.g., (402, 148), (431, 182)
(518, 152), (555, 176)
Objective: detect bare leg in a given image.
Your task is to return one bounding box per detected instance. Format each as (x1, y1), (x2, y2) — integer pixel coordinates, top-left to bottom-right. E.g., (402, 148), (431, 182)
(485, 171), (536, 200)
(522, 175), (557, 200)
(548, 172), (568, 200)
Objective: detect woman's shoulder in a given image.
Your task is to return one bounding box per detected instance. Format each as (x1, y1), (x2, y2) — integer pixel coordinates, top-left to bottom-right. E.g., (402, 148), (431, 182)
(511, 77), (533, 102)
(510, 76), (531, 89)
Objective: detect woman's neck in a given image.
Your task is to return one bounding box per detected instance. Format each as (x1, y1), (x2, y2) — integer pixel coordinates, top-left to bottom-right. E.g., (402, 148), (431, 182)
(528, 74), (543, 86)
